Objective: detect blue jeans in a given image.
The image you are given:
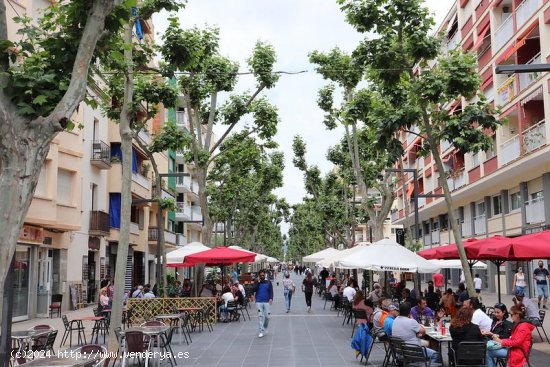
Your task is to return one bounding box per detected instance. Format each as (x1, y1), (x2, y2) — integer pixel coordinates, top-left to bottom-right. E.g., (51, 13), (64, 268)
(423, 347), (441, 364)
(284, 290), (293, 310)
(537, 284), (549, 299)
(256, 302), (271, 333)
(487, 347), (509, 367)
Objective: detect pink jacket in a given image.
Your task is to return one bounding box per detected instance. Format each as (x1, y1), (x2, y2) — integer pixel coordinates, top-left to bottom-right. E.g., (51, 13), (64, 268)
(500, 321), (535, 367)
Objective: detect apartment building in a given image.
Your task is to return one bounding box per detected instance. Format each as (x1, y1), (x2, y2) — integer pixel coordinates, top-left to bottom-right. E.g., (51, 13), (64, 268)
(391, 0), (550, 294)
(7, 0), (200, 320)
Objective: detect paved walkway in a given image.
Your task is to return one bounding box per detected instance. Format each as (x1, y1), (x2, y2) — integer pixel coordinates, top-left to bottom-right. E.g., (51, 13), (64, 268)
(11, 272), (550, 366)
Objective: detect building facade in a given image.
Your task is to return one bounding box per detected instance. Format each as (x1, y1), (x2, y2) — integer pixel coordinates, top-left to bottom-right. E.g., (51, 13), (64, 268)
(391, 0), (550, 295)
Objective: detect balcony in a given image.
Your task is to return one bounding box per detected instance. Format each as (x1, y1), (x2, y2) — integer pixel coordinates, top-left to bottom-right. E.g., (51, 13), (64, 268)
(447, 170), (466, 191)
(526, 196), (545, 224)
(176, 233), (187, 246)
(447, 31), (460, 52)
(407, 125), (420, 145)
(132, 172), (150, 190)
(494, 14), (514, 51)
(175, 202), (192, 221)
(90, 141), (111, 169)
(417, 197), (426, 208)
(137, 129), (151, 145)
(130, 222), (140, 235)
(191, 180), (200, 195)
(474, 215), (486, 234)
(497, 75), (516, 106)
(500, 135), (520, 165)
(518, 53), (541, 92)
(176, 175), (192, 193)
(516, 0), (540, 29)
(176, 111), (189, 130)
(89, 210), (110, 235)
(523, 119), (546, 154)
(391, 210), (399, 223)
(192, 206), (203, 222)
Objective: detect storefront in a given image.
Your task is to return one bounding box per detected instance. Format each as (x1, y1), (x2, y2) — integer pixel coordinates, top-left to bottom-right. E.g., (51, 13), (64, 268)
(12, 245), (31, 322)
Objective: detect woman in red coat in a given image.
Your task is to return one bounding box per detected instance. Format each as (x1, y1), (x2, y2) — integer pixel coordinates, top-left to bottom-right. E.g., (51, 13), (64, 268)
(487, 304), (535, 367)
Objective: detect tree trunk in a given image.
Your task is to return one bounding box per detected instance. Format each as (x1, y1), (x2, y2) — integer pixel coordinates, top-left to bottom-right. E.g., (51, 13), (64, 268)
(108, 21), (134, 354)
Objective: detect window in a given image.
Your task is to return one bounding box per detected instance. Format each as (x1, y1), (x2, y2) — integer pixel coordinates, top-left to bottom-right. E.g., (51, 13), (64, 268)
(492, 195), (502, 216)
(475, 201), (486, 217)
(432, 221), (439, 231)
(441, 214), (449, 230)
(57, 169), (73, 205)
(531, 191), (543, 201)
(391, 228), (396, 235)
(35, 164), (48, 197)
(472, 152), (480, 168)
(510, 192), (521, 211)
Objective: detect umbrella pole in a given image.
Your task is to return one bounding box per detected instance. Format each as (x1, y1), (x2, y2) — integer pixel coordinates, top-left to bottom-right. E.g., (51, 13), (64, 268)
(494, 261), (504, 304)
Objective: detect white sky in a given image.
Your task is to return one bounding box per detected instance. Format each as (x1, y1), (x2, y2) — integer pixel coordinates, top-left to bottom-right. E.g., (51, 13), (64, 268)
(154, 0), (455, 208)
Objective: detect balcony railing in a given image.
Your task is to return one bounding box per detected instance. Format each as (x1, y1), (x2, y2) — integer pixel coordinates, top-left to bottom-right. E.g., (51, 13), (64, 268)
(431, 230), (440, 244)
(407, 125), (420, 145)
(523, 119), (546, 154)
(497, 75), (516, 106)
(176, 111), (189, 129)
(176, 233), (187, 246)
(518, 53), (541, 92)
(191, 180), (200, 195)
(391, 211), (399, 222)
(137, 129), (151, 145)
(447, 31), (460, 52)
(447, 170), (466, 191)
(192, 207), (203, 222)
(89, 210), (110, 234)
(423, 234), (431, 246)
(494, 14), (514, 51)
(176, 175), (192, 193)
(90, 140), (111, 169)
(148, 228), (177, 244)
(516, 0), (540, 29)
(132, 172), (150, 189)
(176, 202), (192, 219)
(500, 135), (520, 165)
(461, 221), (471, 237)
(417, 197), (426, 208)
(130, 222), (140, 234)
(474, 215), (486, 234)
(526, 196), (545, 224)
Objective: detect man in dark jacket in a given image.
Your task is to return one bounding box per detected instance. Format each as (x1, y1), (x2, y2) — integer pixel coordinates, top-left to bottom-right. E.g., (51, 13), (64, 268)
(253, 269), (273, 338)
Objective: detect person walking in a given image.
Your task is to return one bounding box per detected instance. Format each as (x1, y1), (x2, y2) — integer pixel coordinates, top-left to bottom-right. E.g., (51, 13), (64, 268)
(513, 267), (527, 295)
(474, 273), (483, 300)
(302, 273), (316, 313)
(282, 272), (296, 313)
(534, 260), (549, 309)
(253, 269), (273, 338)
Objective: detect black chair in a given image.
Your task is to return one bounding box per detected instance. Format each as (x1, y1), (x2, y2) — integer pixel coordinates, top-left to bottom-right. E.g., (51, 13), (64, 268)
(400, 343), (440, 367)
(225, 300), (239, 322)
(61, 315), (86, 347)
(237, 298), (251, 320)
(528, 309), (550, 343)
(49, 294), (63, 318)
(198, 306), (213, 332)
(159, 327), (177, 366)
(450, 341), (486, 367)
(324, 292), (335, 310)
(122, 307), (133, 329)
(351, 309), (368, 337)
(32, 330), (57, 354)
(384, 336), (404, 367)
(339, 298), (352, 325)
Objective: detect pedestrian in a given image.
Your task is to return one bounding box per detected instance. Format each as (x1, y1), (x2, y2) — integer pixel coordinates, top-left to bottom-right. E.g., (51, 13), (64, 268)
(253, 269), (273, 338)
(302, 272), (316, 312)
(282, 272), (296, 313)
(474, 273), (482, 300)
(512, 266), (527, 295)
(432, 272), (444, 290)
(534, 260), (549, 309)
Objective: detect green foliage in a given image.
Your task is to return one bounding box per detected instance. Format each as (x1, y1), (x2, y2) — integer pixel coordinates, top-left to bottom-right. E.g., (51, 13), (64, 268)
(287, 200), (326, 259)
(248, 41), (279, 88)
(309, 48), (362, 89)
(149, 121), (192, 153)
(158, 197), (177, 211)
(138, 0), (185, 20)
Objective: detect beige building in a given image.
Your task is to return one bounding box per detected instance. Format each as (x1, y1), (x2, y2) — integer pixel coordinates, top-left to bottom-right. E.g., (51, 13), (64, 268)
(391, 0), (550, 294)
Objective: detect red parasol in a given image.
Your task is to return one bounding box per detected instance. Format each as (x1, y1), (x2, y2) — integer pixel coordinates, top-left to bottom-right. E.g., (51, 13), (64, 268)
(183, 246), (257, 266)
(417, 248), (438, 260)
(475, 235), (515, 259)
(434, 238), (481, 259)
(511, 230), (550, 259)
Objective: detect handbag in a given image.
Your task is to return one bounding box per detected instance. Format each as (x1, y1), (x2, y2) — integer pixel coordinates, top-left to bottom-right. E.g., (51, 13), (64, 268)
(487, 340), (502, 350)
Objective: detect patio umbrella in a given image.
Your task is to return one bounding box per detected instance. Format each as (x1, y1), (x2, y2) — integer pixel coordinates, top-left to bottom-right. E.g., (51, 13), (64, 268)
(336, 238), (439, 273)
(316, 243), (370, 269)
(427, 259), (487, 269)
(511, 230), (550, 259)
(228, 245), (268, 263)
(434, 238), (481, 259)
(266, 256), (279, 263)
(165, 241), (210, 267)
(184, 246), (257, 265)
(302, 247), (341, 263)
(417, 248), (438, 260)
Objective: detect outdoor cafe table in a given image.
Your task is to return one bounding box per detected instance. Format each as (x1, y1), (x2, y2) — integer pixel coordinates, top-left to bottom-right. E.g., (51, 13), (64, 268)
(424, 327), (453, 365)
(19, 355), (99, 367)
(177, 307), (203, 330)
(122, 326), (170, 367)
(11, 329), (52, 354)
(155, 314), (186, 344)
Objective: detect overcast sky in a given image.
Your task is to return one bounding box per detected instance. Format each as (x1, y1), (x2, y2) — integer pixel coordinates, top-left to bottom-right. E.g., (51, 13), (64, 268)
(154, 0), (455, 208)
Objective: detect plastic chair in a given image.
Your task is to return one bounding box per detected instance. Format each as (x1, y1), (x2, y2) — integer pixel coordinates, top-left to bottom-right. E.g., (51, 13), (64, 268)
(49, 294), (63, 318)
(451, 341), (486, 367)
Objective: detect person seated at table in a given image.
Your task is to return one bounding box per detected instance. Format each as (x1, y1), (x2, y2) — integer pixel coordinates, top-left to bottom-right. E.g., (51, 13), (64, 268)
(512, 290), (540, 320)
(401, 288), (416, 305)
(328, 279), (340, 309)
(343, 280), (357, 302)
(143, 285), (156, 298)
(425, 284), (440, 311)
(235, 280), (246, 298)
(232, 283), (245, 306)
(488, 303), (513, 340)
(219, 286), (235, 322)
(99, 287), (110, 310)
(392, 302), (441, 363)
(449, 307), (484, 363)
(410, 297), (435, 323)
(131, 285), (144, 298)
(440, 288), (457, 318)
(180, 279), (192, 297)
(372, 298), (391, 339)
(367, 283), (383, 304)
(352, 291), (374, 326)
(485, 304), (535, 367)
(382, 303), (399, 336)
(464, 297), (492, 332)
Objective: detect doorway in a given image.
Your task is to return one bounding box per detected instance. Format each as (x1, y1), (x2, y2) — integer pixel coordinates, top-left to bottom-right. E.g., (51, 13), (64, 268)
(87, 251), (97, 304)
(36, 248), (53, 317)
